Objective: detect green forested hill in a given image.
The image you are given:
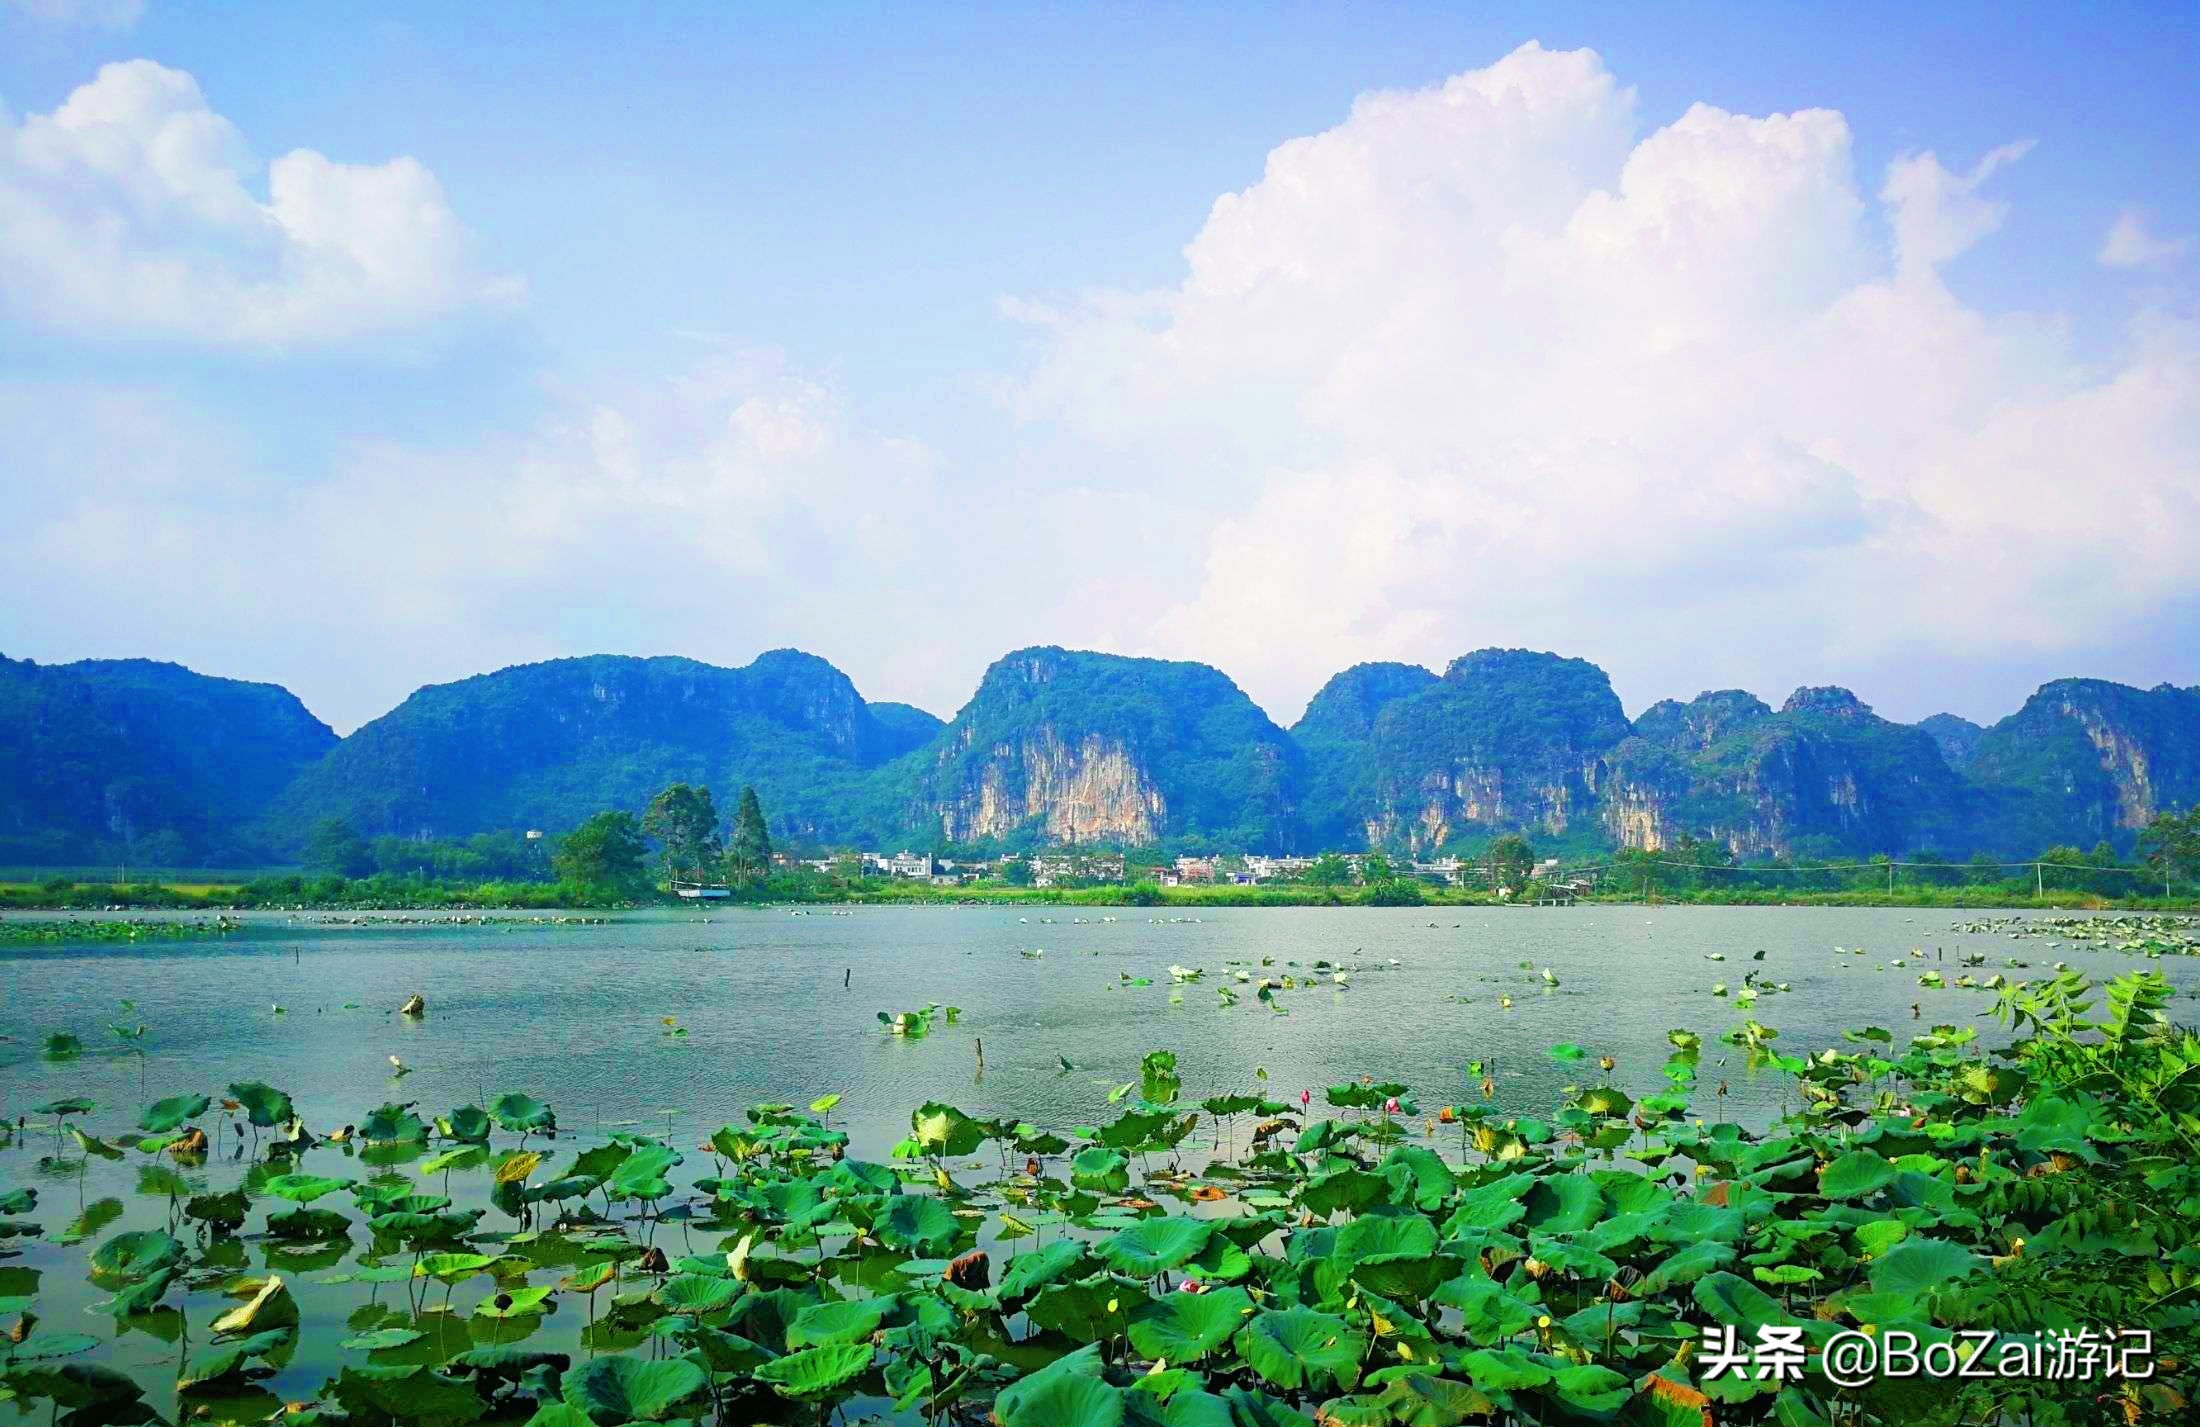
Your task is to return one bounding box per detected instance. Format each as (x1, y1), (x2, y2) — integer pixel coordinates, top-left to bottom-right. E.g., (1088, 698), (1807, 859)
(1356, 649), (1634, 851)
(911, 646), (1308, 851)
(1291, 662), (1440, 849)
(257, 650), (918, 848)
(3, 642), (2196, 863)
(0, 654), (336, 864)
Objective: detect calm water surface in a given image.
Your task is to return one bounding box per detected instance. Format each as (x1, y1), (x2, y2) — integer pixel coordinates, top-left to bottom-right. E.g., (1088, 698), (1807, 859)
(1, 904), (2188, 1420)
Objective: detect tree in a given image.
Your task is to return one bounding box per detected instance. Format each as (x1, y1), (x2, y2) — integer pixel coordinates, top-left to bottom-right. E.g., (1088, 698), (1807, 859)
(642, 783), (721, 882)
(1300, 854), (1352, 887)
(553, 812), (647, 892)
(304, 816), (370, 878)
(726, 785), (773, 882)
(1486, 834), (1536, 895)
(2138, 808), (2200, 893)
(998, 856), (1033, 887)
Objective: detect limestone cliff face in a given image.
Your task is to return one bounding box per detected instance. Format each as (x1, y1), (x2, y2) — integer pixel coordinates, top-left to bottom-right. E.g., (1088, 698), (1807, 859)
(938, 728), (1167, 844)
(1357, 650), (1631, 853)
(914, 646), (1305, 848)
(1600, 687), (1970, 858)
(1968, 679), (2200, 846)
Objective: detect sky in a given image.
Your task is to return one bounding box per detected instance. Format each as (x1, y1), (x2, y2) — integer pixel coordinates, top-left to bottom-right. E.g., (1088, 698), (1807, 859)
(2, 1), (2196, 734)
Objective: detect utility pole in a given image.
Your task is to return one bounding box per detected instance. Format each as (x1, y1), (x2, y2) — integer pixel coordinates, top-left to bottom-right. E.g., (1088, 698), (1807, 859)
(2035, 861), (2044, 899)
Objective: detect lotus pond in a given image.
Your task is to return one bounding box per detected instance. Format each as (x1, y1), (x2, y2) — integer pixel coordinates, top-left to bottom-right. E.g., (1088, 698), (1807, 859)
(3, 906), (2198, 1427)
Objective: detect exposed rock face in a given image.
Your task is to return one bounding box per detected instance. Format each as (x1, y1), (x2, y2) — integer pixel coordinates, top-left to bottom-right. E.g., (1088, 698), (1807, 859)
(1601, 686), (1970, 858)
(915, 646), (1304, 849)
(1968, 679), (2200, 845)
(1917, 713), (1984, 771)
(941, 730), (1166, 843)
(1292, 662), (1439, 849)
(1356, 650), (1632, 852)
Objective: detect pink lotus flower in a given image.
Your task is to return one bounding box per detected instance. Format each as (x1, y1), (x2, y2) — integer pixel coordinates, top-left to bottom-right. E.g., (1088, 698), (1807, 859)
(1384, 1097), (1400, 1114)
(1299, 1089), (1311, 1106)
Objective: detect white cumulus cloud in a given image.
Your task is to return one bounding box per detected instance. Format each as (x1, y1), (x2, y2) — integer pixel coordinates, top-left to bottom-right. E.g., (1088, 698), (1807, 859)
(0, 59), (513, 345)
(2098, 209), (2191, 271)
(1013, 41), (2200, 720)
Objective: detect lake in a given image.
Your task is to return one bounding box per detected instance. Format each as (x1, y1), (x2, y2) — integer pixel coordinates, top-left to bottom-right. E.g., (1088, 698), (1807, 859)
(2, 903), (2189, 1421)
(7, 904), (2191, 1157)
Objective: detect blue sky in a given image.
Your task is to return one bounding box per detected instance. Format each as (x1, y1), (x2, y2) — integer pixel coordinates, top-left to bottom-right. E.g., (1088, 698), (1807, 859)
(3, 2), (2195, 732)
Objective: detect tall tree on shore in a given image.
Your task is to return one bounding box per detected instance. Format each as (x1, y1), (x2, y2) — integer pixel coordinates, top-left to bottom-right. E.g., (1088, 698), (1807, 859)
(2139, 807), (2200, 893)
(553, 812), (648, 892)
(728, 785), (773, 882)
(642, 783), (721, 881)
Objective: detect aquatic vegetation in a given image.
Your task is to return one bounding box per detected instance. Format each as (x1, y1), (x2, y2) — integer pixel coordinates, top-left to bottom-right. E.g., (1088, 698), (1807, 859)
(2, 970), (2197, 1425)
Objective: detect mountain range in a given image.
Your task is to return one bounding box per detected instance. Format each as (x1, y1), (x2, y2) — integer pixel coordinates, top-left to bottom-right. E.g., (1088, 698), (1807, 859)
(3, 645), (2195, 866)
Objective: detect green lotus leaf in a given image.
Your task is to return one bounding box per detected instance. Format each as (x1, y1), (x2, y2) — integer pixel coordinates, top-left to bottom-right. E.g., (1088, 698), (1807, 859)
(607, 1143), (680, 1200)
(993, 1344), (1123, 1427)
(1027, 1274), (1134, 1341)
(1430, 1274), (1539, 1344)
(999, 1240), (1087, 1301)
(1639, 1239), (1735, 1294)
(1, 1330), (102, 1363)
(1868, 1237), (1981, 1296)
(361, 1102), (431, 1143)
(910, 1101), (985, 1156)
(1100, 1217), (1213, 1275)
(786, 1293), (895, 1348)
(1552, 1363), (1632, 1413)
(1071, 1147), (1130, 1192)
(560, 1356), (707, 1421)
(656, 1275), (740, 1314)
(88, 1228), (185, 1280)
(876, 1195), (957, 1253)
(1127, 1284), (1253, 1362)
(490, 1093), (557, 1134)
(416, 1252), (496, 1283)
(474, 1284), (554, 1318)
(138, 1094), (211, 1133)
(523, 1407), (595, 1427)
(33, 1097), (95, 1116)
(420, 1147), (489, 1177)
(180, 1328), (294, 1389)
(750, 1341), (872, 1399)
(340, 1328), (427, 1350)
(442, 1106), (493, 1143)
(1521, 1175), (1603, 1234)
(1692, 1272), (1798, 1332)
(228, 1082), (294, 1129)
(5, 1361), (145, 1409)
(264, 1173), (351, 1204)
(0, 1187), (36, 1216)
(1818, 1151), (1896, 1200)
(1234, 1306), (1366, 1393)
(333, 1364), (489, 1425)
(1459, 1345), (1552, 1392)
(1333, 1211), (1437, 1267)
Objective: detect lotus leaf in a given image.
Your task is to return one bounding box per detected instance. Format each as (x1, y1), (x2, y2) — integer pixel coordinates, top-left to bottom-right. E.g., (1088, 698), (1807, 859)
(138, 1093), (210, 1133)
(1235, 1306), (1366, 1392)
(1127, 1284), (1253, 1361)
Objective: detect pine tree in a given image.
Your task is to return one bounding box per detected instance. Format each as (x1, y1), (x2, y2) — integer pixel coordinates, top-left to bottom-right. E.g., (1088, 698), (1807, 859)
(729, 785), (773, 881)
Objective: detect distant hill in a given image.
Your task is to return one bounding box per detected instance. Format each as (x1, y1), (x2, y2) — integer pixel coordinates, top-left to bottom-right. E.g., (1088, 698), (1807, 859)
(1355, 650), (1633, 852)
(909, 647), (1307, 850)
(1967, 679), (2200, 851)
(2, 642), (2195, 863)
(258, 650), (917, 848)
(1291, 662), (1439, 849)
(0, 654), (335, 864)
